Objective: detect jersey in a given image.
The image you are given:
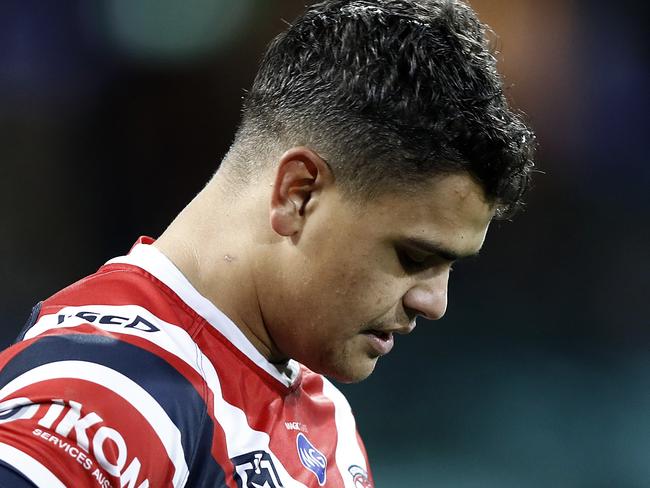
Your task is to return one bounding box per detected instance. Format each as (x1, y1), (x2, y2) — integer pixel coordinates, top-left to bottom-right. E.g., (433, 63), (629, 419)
(0, 236), (374, 488)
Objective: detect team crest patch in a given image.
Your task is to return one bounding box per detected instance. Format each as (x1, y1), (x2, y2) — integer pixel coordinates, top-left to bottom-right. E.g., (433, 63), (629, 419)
(296, 433), (327, 485)
(348, 465), (373, 488)
(231, 450), (283, 488)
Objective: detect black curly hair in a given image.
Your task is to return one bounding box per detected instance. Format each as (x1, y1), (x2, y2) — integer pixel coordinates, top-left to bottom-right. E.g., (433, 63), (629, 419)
(232, 0), (535, 217)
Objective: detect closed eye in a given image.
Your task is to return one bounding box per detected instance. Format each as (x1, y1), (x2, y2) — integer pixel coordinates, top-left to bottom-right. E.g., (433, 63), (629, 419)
(396, 247), (451, 274)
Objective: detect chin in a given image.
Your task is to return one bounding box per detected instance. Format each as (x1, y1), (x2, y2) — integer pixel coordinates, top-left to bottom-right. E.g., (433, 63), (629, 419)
(320, 358), (378, 384)
(292, 342), (379, 383)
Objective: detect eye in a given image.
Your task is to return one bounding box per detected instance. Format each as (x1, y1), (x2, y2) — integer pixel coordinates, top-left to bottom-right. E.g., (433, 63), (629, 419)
(396, 248), (432, 273)
(395, 247), (455, 274)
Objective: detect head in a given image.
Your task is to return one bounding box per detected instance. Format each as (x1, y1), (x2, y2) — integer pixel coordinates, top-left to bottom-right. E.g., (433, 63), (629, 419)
(218, 0), (535, 382)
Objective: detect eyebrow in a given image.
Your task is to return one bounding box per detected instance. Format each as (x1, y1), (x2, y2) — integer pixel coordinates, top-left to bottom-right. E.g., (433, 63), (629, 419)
(401, 237), (481, 262)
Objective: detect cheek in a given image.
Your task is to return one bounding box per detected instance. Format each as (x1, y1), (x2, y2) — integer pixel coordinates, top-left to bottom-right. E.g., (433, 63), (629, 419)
(283, 264), (368, 336)
(282, 241), (401, 335)
(316, 263), (399, 320)
(320, 261), (369, 297)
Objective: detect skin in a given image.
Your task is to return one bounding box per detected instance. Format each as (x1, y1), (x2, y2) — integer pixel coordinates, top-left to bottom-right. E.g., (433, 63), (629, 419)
(154, 147), (495, 383)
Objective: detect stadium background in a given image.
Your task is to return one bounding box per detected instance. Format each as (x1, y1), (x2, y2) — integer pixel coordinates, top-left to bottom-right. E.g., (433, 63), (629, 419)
(0, 0), (647, 486)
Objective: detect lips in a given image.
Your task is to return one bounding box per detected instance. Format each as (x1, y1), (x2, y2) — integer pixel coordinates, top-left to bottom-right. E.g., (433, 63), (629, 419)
(364, 329), (390, 341)
(364, 321), (417, 337)
(360, 321), (416, 356)
(361, 329), (394, 355)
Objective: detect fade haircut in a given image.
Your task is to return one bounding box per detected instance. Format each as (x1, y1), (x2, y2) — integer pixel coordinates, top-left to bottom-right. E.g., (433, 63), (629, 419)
(229, 0), (535, 217)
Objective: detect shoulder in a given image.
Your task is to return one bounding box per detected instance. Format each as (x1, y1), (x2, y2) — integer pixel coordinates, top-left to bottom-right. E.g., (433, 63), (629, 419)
(5, 263), (212, 423)
(0, 266), (214, 486)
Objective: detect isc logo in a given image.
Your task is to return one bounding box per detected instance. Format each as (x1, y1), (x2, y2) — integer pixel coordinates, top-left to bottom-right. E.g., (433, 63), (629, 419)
(296, 433), (327, 486)
(57, 310), (160, 333)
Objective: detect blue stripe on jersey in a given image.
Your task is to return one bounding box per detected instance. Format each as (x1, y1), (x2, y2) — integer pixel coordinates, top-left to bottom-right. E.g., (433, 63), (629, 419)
(13, 302), (42, 344)
(0, 334), (227, 487)
(0, 459), (38, 487)
(184, 411), (227, 488)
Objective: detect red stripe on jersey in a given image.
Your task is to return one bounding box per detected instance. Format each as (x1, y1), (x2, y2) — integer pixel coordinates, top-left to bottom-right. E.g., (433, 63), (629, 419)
(40, 264), (199, 334)
(0, 423), (99, 487)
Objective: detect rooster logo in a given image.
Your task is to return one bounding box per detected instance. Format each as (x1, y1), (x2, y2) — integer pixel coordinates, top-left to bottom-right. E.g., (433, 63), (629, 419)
(348, 464), (373, 488)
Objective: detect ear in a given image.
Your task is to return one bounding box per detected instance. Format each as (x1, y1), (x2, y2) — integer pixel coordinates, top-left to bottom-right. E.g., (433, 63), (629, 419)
(269, 147), (333, 237)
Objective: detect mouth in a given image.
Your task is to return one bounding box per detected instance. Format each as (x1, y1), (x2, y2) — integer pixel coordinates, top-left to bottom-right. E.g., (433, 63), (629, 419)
(361, 329), (394, 356)
(363, 329), (391, 341)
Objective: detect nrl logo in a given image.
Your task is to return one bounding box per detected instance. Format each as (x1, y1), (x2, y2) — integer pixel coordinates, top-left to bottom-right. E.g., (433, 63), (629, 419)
(231, 450), (283, 488)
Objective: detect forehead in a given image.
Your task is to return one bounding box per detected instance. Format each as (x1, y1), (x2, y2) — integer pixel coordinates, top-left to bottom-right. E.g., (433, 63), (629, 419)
(357, 173), (495, 254)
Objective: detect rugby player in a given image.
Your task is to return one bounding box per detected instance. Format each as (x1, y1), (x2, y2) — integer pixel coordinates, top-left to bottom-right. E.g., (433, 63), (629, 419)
(0, 0), (534, 486)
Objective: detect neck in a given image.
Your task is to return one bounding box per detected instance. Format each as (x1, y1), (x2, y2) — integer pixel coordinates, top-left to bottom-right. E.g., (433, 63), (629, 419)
(152, 175), (285, 363)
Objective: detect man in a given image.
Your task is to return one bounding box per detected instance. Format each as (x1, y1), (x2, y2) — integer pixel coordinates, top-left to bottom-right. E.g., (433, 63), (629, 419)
(0, 0), (534, 486)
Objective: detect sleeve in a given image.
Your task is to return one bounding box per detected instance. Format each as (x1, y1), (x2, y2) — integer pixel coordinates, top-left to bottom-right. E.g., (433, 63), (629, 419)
(0, 329), (196, 488)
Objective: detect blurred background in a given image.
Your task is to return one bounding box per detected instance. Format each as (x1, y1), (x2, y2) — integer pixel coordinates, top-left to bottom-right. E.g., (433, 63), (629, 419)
(1, 0), (648, 486)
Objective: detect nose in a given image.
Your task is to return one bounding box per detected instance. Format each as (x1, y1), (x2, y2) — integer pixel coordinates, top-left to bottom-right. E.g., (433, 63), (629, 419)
(402, 271), (449, 321)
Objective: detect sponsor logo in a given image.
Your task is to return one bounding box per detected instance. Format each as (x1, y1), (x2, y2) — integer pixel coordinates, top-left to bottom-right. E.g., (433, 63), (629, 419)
(0, 398), (38, 424)
(348, 465), (373, 488)
(284, 421), (308, 433)
(231, 450), (283, 488)
(0, 398), (149, 488)
(57, 310), (160, 333)
(296, 433), (326, 486)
